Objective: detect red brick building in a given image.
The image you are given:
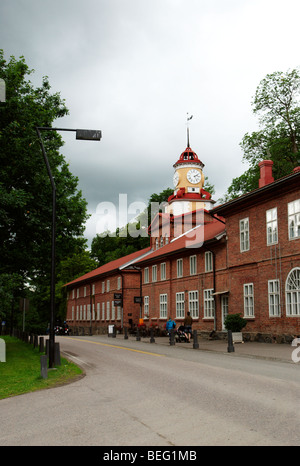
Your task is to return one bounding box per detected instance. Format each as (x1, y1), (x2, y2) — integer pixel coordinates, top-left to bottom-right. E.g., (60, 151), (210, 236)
(65, 145), (300, 341)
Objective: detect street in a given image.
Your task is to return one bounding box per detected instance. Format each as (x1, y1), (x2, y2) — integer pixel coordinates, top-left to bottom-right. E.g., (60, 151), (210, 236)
(0, 335), (299, 446)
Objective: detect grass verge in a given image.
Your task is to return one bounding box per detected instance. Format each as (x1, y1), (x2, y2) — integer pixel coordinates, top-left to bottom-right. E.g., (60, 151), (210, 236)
(0, 336), (83, 399)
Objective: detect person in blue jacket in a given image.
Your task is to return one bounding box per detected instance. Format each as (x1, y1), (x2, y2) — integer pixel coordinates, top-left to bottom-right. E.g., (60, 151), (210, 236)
(166, 316), (176, 333)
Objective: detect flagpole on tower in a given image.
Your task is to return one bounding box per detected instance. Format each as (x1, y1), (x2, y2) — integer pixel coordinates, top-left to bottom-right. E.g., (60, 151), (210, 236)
(186, 113), (193, 147)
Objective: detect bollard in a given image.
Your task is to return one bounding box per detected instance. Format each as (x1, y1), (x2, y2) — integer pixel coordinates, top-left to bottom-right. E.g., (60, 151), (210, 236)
(46, 339), (49, 356)
(227, 330), (235, 353)
(150, 327), (155, 343)
(34, 334), (38, 349)
(54, 342), (61, 366)
(169, 329), (175, 346)
(39, 336), (44, 353)
(193, 330), (199, 349)
(40, 355), (48, 379)
(112, 325), (116, 338)
(124, 327), (128, 340)
(136, 327), (141, 341)
(30, 334), (34, 345)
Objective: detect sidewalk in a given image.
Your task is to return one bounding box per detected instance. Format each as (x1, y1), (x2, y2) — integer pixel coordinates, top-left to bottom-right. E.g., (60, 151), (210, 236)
(112, 333), (297, 364)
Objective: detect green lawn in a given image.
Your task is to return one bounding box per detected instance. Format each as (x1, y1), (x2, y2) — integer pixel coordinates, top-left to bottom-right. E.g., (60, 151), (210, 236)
(0, 336), (83, 399)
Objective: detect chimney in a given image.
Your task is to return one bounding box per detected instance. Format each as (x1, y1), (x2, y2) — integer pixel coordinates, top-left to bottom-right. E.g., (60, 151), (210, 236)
(258, 160), (274, 188)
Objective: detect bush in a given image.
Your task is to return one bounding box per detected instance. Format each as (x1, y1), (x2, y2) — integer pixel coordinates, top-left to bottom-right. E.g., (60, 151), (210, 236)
(224, 313), (247, 332)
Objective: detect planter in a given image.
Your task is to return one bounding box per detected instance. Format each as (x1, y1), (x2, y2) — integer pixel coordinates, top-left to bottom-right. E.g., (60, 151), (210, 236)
(232, 332), (244, 343)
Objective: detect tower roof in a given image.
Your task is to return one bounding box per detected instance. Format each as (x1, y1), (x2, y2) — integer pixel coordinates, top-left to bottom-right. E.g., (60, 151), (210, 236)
(173, 146), (204, 169)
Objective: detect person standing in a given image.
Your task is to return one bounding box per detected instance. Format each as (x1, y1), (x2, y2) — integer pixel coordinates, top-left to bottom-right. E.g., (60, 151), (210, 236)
(183, 312), (193, 342)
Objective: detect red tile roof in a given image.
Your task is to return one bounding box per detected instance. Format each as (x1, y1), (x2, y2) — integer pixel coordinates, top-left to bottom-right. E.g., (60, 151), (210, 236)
(65, 247), (151, 287)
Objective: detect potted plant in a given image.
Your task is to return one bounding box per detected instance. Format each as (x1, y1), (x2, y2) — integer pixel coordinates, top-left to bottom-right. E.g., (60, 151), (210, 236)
(224, 313), (247, 343)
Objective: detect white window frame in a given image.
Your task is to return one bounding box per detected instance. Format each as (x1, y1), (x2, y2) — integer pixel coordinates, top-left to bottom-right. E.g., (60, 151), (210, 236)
(268, 279), (280, 316)
(106, 280), (110, 292)
(244, 283), (254, 317)
(205, 251), (213, 272)
(266, 207), (278, 245)
(144, 296), (149, 317)
(144, 267), (149, 284)
(102, 302), (105, 320)
(177, 258), (183, 278)
(160, 262), (166, 281)
(152, 265), (157, 282)
(97, 302), (100, 320)
(102, 281), (105, 293)
(176, 292), (185, 318)
(288, 199), (300, 240)
(190, 255), (197, 275)
(159, 294), (167, 319)
(111, 301), (115, 321)
(72, 306), (74, 320)
(203, 289), (214, 319)
(117, 276), (121, 290)
(106, 301), (110, 320)
(189, 290), (199, 318)
(286, 267), (300, 316)
(240, 217), (250, 252)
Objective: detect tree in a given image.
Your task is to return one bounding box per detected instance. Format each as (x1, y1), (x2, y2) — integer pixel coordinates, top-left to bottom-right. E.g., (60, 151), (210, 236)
(0, 51), (90, 321)
(222, 68), (300, 201)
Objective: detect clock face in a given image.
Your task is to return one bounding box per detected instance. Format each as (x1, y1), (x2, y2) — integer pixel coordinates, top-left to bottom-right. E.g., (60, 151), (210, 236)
(187, 169), (201, 184)
(173, 171), (179, 187)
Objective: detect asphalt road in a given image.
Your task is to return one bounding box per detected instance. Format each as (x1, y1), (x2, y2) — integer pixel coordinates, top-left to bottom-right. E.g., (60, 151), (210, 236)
(1, 335), (299, 446)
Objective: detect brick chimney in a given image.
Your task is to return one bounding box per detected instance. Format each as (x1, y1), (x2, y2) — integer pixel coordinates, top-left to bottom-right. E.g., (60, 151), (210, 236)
(258, 160), (274, 188)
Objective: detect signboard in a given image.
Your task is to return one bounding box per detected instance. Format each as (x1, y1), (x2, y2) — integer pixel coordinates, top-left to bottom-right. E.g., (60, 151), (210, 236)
(114, 300), (122, 306)
(114, 293), (122, 299)
(134, 296), (143, 304)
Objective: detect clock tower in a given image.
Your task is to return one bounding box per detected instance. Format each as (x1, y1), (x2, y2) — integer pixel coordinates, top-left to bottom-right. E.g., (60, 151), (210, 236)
(165, 139), (215, 215)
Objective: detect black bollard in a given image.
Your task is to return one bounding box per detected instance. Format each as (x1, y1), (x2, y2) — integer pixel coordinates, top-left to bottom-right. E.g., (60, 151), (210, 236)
(39, 336), (44, 353)
(46, 339), (49, 356)
(124, 327), (128, 340)
(34, 334), (38, 349)
(169, 329), (175, 346)
(150, 327), (155, 343)
(54, 342), (61, 366)
(136, 327), (141, 341)
(227, 330), (235, 352)
(40, 355), (48, 379)
(193, 330), (199, 349)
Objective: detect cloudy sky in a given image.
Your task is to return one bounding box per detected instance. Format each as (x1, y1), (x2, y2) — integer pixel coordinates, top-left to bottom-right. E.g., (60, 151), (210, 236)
(1, 0), (299, 246)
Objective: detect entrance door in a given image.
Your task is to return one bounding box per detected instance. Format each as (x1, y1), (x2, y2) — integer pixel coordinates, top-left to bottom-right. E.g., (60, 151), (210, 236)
(221, 296), (228, 330)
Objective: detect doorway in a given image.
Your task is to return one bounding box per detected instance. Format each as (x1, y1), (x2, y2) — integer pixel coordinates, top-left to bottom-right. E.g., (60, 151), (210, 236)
(221, 295), (228, 330)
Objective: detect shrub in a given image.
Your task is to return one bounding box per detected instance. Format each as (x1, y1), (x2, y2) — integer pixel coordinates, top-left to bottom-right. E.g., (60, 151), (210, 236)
(224, 313), (247, 332)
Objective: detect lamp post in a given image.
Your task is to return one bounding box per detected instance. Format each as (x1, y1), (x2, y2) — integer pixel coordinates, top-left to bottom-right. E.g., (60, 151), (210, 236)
(36, 127), (101, 368)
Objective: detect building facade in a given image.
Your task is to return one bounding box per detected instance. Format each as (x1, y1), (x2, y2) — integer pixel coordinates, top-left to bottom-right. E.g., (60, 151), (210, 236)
(65, 146), (300, 341)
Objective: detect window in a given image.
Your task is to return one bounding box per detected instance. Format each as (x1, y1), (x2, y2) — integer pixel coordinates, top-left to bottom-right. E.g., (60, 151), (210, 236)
(176, 292), (185, 318)
(160, 294), (167, 318)
(97, 302), (100, 320)
(102, 281), (105, 293)
(76, 305), (79, 320)
(190, 255), (197, 275)
(92, 284), (95, 295)
(102, 302), (105, 320)
(77, 288), (80, 298)
(144, 267), (149, 284)
(205, 251), (213, 272)
(72, 306), (74, 320)
(111, 301), (115, 320)
(204, 289), (214, 318)
(72, 289), (75, 299)
(106, 301), (110, 320)
(117, 276), (121, 290)
(240, 218), (250, 252)
(177, 259), (183, 278)
(152, 265), (157, 282)
(117, 306), (121, 320)
(288, 199), (300, 239)
(106, 280), (110, 292)
(286, 268), (300, 316)
(266, 208), (278, 245)
(160, 263), (166, 280)
(189, 291), (199, 318)
(268, 280), (280, 316)
(80, 305), (82, 320)
(160, 236), (164, 247)
(83, 304), (86, 320)
(244, 283), (254, 317)
(144, 296), (149, 317)
(84, 286), (87, 297)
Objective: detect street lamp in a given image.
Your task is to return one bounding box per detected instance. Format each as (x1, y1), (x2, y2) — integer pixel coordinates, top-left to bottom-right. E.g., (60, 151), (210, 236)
(36, 127), (101, 368)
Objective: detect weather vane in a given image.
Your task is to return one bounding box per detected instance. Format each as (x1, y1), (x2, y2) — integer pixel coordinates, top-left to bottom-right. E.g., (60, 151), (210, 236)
(186, 113), (193, 147)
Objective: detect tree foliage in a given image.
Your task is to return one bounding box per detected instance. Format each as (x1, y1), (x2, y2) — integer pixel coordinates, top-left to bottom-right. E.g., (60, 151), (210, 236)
(0, 51), (90, 323)
(223, 68), (300, 201)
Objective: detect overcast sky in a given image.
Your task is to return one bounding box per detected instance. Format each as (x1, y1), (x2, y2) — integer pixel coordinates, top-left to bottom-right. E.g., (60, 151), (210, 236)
(1, 0), (299, 246)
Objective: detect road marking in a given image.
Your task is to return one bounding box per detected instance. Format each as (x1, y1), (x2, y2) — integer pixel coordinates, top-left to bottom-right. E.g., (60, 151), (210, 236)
(66, 337), (165, 357)
(62, 351), (92, 367)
